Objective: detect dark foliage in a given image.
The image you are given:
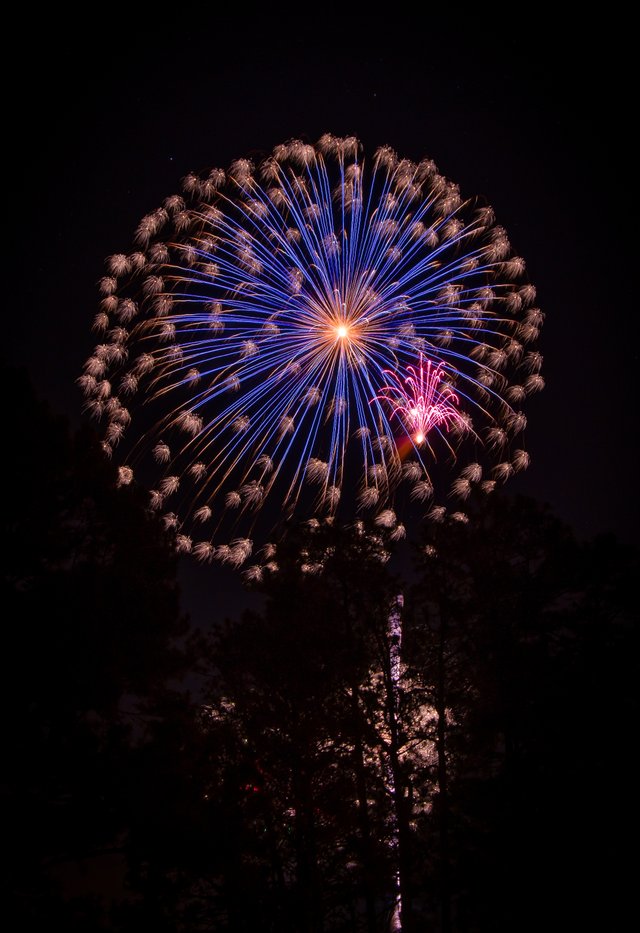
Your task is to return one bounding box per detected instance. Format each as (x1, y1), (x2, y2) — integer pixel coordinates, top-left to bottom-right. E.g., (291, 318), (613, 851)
(1, 367), (193, 927)
(2, 368), (636, 931)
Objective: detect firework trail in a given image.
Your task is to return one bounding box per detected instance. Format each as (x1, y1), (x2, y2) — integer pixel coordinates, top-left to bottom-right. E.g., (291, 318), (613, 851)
(80, 135), (543, 574)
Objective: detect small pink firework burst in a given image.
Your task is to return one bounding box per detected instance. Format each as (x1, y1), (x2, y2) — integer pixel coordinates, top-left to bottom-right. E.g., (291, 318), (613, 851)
(376, 354), (465, 444)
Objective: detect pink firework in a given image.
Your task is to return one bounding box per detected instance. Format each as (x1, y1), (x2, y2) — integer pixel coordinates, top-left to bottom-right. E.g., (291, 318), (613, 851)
(377, 355), (465, 445)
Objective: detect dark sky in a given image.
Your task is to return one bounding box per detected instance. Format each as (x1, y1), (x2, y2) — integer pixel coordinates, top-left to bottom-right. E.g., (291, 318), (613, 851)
(9, 19), (635, 616)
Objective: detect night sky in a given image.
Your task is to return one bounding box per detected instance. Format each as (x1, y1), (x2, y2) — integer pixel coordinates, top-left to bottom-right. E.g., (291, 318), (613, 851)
(9, 19), (635, 617)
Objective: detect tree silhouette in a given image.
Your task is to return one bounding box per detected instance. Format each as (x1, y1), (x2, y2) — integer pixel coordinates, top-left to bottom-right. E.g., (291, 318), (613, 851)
(409, 495), (637, 931)
(199, 524), (401, 930)
(4, 365), (635, 931)
(2, 366), (194, 927)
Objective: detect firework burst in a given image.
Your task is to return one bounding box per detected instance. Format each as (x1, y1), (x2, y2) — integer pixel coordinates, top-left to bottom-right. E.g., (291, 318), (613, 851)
(80, 134), (543, 571)
(376, 354), (465, 447)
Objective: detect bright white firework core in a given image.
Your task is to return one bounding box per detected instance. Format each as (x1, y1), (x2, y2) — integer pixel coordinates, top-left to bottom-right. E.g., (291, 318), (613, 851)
(336, 324), (349, 339)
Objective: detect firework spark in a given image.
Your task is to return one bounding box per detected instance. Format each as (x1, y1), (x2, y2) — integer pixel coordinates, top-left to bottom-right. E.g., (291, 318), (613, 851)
(376, 354), (465, 446)
(80, 135), (542, 569)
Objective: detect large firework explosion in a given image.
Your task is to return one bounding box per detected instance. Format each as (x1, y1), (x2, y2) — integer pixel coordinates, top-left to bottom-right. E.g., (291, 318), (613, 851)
(79, 135), (543, 575)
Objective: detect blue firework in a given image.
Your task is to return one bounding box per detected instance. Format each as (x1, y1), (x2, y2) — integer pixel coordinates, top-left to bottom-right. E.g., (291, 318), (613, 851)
(80, 135), (543, 570)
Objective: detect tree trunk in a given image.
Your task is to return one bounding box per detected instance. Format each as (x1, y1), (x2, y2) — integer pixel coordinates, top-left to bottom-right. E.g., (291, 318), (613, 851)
(434, 607), (452, 933)
(387, 725), (413, 932)
(293, 761), (323, 933)
(350, 685), (378, 933)
(383, 607), (413, 932)
(340, 585), (379, 933)
(264, 804), (289, 930)
(222, 770), (245, 933)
